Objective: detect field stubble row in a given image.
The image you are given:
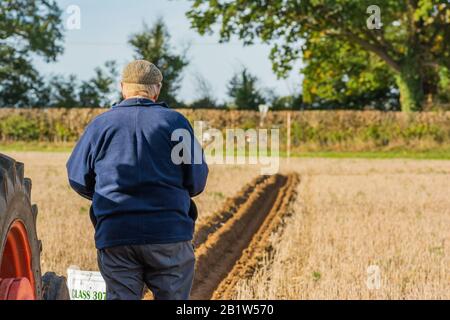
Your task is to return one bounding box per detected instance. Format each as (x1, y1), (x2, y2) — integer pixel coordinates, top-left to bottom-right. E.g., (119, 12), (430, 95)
(233, 159), (450, 299)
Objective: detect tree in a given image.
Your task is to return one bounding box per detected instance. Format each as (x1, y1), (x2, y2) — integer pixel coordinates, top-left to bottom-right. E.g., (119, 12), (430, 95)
(437, 66), (450, 107)
(271, 94), (305, 110)
(128, 19), (189, 107)
(227, 68), (265, 110)
(190, 73), (219, 108)
(46, 75), (80, 108)
(79, 61), (119, 107)
(35, 61), (118, 108)
(0, 0), (64, 107)
(302, 35), (400, 110)
(187, 0), (450, 111)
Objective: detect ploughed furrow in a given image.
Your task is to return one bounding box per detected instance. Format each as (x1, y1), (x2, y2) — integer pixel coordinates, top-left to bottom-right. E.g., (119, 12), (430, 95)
(212, 173), (299, 299)
(191, 173), (299, 300)
(193, 175), (271, 248)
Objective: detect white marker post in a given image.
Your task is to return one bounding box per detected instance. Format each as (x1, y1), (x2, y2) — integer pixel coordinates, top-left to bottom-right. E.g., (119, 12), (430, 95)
(258, 104), (269, 127)
(287, 112), (291, 163)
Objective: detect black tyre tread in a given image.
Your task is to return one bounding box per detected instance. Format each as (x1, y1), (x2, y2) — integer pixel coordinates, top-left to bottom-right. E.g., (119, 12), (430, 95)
(15, 162), (24, 186)
(0, 153), (14, 209)
(0, 170), (12, 204)
(0, 169), (6, 210)
(0, 153), (43, 299)
(24, 178), (32, 199)
(32, 204), (38, 220)
(42, 272), (70, 300)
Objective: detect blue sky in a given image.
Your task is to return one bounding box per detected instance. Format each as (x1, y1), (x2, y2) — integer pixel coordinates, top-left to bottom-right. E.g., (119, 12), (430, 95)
(34, 0), (302, 103)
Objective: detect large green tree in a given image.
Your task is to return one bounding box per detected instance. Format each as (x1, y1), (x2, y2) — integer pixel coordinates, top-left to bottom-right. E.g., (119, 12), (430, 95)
(0, 0), (64, 107)
(302, 35), (399, 110)
(187, 0), (450, 111)
(129, 19), (189, 107)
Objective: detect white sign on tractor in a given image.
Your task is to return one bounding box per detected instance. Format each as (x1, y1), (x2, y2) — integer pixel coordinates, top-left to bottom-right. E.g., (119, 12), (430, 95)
(67, 266), (106, 300)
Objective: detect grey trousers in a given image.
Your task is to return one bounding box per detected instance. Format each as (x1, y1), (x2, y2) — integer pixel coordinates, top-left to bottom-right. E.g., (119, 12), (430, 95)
(97, 241), (195, 300)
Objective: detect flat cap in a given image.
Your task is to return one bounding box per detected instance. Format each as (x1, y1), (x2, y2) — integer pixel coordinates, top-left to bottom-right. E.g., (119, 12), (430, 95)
(122, 60), (163, 85)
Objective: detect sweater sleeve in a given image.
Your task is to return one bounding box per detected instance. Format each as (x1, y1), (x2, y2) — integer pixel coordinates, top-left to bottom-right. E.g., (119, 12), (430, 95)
(66, 125), (96, 200)
(181, 119), (209, 197)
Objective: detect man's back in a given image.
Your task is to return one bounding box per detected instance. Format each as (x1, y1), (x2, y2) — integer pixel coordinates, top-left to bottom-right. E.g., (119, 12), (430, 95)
(67, 98), (208, 249)
(68, 60), (206, 300)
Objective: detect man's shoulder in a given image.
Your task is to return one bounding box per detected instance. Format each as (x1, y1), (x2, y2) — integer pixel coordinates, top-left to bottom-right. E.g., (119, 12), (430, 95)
(88, 104), (142, 123)
(81, 108), (125, 136)
(158, 107), (189, 123)
(85, 103), (191, 131)
(138, 104), (190, 126)
(85, 108), (116, 129)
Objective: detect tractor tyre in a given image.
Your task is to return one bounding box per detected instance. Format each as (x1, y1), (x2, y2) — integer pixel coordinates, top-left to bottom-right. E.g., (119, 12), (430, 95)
(0, 154), (43, 299)
(42, 272), (70, 300)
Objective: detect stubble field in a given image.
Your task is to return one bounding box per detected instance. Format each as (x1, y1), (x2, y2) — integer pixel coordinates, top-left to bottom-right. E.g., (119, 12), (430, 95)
(237, 159), (450, 299)
(4, 151), (261, 275)
(3, 151), (449, 299)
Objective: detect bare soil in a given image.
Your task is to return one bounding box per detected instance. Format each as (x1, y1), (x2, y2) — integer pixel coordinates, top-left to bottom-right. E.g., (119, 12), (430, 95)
(191, 173), (299, 300)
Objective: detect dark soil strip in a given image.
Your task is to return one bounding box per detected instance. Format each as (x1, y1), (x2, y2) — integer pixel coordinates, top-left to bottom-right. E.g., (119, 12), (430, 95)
(191, 173), (299, 300)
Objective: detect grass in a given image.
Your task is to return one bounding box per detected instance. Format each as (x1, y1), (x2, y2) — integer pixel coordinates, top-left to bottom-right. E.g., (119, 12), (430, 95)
(2, 142), (450, 160)
(0, 142), (75, 152)
(288, 149), (450, 160)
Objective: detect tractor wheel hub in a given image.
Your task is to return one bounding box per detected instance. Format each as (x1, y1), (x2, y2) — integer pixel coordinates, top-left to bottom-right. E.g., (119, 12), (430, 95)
(0, 277), (34, 300)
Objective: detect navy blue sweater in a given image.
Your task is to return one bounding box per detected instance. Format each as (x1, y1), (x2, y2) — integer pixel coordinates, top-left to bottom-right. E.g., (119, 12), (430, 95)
(66, 98), (208, 249)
